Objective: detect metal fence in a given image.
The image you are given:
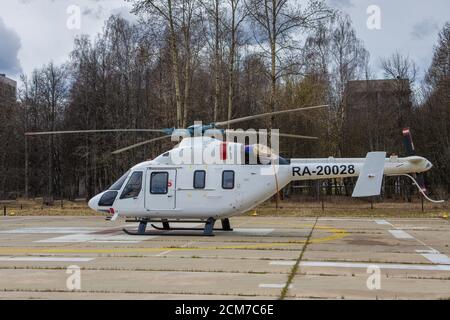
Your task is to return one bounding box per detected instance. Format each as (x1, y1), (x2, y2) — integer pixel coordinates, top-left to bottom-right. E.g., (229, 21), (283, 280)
(285, 177), (448, 201)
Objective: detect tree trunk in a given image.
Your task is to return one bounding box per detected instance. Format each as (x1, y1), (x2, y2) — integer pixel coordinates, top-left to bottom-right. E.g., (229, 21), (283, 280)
(227, 36), (236, 128)
(183, 52), (191, 128)
(213, 0), (220, 123)
(269, 0), (277, 128)
(168, 0), (183, 127)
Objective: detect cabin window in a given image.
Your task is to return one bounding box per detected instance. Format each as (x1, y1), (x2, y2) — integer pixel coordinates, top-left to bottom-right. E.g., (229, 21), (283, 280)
(150, 172), (168, 194)
(98, 191), (118, 206)
(222, 170), (235, 189)
(193, 170), (206, 189)
(120, 171), (143, 199)
(109, 171), (130, 190)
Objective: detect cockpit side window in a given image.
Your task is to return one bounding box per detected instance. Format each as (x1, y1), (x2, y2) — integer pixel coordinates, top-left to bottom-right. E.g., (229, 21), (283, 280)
(98, 191), (118, 206)
(120, 171), (143, 199)
(109, 171), (130, 190)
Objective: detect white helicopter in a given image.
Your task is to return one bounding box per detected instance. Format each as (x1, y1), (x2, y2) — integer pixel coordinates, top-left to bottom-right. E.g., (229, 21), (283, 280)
(26, 106), (442, 236)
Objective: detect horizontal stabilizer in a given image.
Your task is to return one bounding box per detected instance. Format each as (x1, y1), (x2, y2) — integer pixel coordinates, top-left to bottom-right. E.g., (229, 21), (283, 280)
(352, 152), (386, 198)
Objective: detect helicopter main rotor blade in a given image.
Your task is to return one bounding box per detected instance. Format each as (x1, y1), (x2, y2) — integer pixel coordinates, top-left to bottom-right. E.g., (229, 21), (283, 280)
(214, 104), (328, 127)
(25, 129), (167, 136)
(273, 133), (318, 140)
(224, 130), (318, 140)
(111, 135), (172, 155)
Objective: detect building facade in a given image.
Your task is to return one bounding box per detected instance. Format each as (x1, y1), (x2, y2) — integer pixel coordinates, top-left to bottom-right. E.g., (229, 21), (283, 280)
(0, 74), (17, 100)
(343, 79), (412, 156)
(0, 74), (19, 199)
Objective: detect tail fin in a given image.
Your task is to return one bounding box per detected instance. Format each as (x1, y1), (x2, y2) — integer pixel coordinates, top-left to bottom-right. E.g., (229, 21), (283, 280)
(352, 152), (386, 198)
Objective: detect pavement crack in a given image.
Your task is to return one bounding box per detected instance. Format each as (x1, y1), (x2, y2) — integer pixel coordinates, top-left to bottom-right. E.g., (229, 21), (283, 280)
(279, 217), (318, 300)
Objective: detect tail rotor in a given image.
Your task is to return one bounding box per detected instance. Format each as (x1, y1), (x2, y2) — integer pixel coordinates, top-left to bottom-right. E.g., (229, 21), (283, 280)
(402, 127), (427, 193)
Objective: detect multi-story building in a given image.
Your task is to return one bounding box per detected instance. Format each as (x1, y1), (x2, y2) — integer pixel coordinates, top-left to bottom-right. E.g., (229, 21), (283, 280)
(0, 74), (18, 199)
(343, 79), (412, 156)
(0, 74), (17, 100)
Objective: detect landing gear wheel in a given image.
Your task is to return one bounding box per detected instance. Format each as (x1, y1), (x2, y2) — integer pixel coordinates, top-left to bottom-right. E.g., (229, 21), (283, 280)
(162, 220), (170, 230)
(137, 221), (147, 234)
(221, 218), (233, 231)
(203, 217), (216, 236)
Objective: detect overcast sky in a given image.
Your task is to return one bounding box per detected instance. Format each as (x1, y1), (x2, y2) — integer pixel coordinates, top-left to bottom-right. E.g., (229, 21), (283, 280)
(0, 0), (449, 82)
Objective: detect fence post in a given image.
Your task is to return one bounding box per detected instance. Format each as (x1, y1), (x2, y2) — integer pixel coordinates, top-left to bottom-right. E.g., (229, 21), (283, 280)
(421, 195), (424, 212)
(3, 206), (6, 216)
(318, 182), (324, 212)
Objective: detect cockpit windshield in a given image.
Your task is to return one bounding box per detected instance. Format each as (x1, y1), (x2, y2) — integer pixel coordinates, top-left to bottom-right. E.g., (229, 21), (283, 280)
(109, 171), (130, 190)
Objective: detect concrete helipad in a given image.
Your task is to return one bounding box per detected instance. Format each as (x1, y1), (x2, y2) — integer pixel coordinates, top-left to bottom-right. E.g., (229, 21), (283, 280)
(0, 216), (449, 299)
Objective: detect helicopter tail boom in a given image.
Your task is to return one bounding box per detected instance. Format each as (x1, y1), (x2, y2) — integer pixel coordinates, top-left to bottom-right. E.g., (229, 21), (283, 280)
(290, 154), (432, 179)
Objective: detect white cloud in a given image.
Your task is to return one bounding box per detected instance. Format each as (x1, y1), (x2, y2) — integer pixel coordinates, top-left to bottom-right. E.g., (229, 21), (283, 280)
(0, 0), (134, 81)
(327, 0), (353, 9)
(330, 0), (450, 77)
(0, 17), (22, 76)
(411, 18), (440, 40)
(0, 0), (449, 82)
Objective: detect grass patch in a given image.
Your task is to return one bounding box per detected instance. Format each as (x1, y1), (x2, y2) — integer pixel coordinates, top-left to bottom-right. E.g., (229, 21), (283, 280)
(279, 217), (317, 300)
(1, 198), (447, 217)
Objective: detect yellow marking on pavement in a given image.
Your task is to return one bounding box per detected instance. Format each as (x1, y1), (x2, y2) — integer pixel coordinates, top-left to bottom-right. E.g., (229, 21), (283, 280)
(308, 225), (348, 244)
(0, 224), (347, 255)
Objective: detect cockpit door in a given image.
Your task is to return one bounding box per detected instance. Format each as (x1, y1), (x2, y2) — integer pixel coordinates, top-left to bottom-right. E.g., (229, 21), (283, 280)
(145, 169), (176, 210)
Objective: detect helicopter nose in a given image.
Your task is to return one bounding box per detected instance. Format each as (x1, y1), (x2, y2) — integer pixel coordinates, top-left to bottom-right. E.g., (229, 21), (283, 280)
(88, 194), (100, 211)
(425, 160), (433, 171)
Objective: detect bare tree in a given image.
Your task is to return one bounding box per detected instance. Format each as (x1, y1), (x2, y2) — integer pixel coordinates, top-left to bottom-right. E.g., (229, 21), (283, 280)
(200, 0), (224, 122)
(416, 23), (450, 193)
(381, 52), (418, 83)
(224, 0), (248, 126)
(130, 0), (184, 127)
(246, 0), (332, 126)
(380, 52), (417, 128)
(330, 15), (369, 155)
(202, 0), (248, 125)
(304, 14), (368, 156)
(19, 63), (68, 198)
(131, 0), (203, 127)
